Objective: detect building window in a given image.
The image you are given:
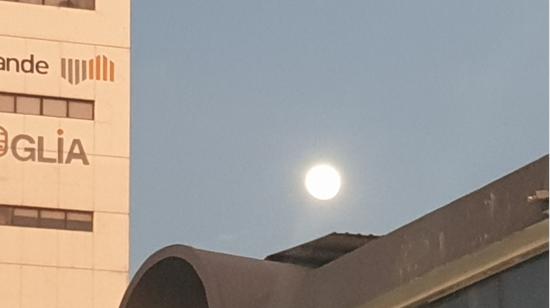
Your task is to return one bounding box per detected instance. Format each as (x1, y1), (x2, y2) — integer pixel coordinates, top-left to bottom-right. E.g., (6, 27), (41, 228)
(0, 206), (12, 225)
(0, 92), (94, 120)
(16, 96), (41, 115)
(12, 208), (39, 227)
(0, 94), (15, 113)
(43, 98), (67, 117)
(66, 211), (93, 231)
(40, 209), (66, 229)
(68, 100), (94, 120)
(1, 0), (95, 10)
(0, 204), (93, 232)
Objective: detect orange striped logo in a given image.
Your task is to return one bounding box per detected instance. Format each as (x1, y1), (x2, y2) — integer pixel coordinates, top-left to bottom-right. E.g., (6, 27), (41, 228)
(61, 55), (115, 85)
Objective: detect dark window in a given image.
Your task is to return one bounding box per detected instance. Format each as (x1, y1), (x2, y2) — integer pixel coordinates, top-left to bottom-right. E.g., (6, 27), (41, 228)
(68, 101), (94, 120)
(18, 0), (42, 4)
(1, 0), (95, 10)
(66, 211), (93, 231)
(0, 92), (94, 120)
(0, 94), (15, 113)
(0, 205), (12, 225)
(16, 96), (41, 115)
(12, 208), (39, 227)
(0, 204), (93, 232)
(39, 209), (66, 229)
(42, 98), (68, 117)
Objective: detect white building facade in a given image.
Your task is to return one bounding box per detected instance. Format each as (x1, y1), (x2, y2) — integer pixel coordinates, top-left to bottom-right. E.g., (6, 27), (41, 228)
(0, 1), (130, 307)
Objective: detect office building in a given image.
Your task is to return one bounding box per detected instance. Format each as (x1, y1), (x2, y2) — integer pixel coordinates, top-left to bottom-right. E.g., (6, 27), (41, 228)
(0, 1), (130, 307)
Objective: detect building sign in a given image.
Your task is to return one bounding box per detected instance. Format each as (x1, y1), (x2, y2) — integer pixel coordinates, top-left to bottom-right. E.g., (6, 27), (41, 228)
(0, 54), (49, 74)
(0, 53), (115, 85)
(0, 126), (89, 165)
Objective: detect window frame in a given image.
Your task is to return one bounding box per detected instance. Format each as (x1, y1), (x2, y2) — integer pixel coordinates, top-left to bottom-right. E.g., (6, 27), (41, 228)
(0, 92), (94, 120)
(0, 204), (93, 232)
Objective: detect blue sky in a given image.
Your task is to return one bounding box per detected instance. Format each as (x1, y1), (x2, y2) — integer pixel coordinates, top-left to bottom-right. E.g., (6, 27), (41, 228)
(131, 0), (548, 272)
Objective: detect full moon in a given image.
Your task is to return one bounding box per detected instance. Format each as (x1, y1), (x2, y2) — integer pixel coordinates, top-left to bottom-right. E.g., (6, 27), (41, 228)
(305, 164), (342, 200)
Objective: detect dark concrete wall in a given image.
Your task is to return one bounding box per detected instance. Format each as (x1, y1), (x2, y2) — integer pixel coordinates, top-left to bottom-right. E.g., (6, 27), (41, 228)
(426, 252), (549, 308)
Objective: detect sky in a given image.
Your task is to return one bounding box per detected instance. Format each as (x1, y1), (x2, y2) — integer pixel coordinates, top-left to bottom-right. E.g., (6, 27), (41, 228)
(131, 0), (548, 273)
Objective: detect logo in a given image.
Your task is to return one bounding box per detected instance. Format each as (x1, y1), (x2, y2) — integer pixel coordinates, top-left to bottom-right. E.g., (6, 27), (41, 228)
(0, 126), (7, 157)
(0, 54), (115, 85)
(61, 55), (115, 85)
(0, 126), (89, 165)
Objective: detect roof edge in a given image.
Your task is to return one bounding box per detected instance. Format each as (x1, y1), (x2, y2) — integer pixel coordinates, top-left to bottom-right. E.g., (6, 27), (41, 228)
(120, 244), (311, 308)
(357, 218), (549, 308)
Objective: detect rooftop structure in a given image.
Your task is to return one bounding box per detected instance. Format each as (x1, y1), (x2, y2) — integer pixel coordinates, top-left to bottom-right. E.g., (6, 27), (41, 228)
(120, 155), (549, 308)
(265, 232), (379, 268)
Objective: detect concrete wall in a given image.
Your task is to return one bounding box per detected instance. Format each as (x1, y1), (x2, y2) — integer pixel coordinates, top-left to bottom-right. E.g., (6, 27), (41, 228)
(427, 252), (548, 308)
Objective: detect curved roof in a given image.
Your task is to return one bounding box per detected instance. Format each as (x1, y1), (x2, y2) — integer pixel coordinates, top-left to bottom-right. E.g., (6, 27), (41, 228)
(120, 245), (310, 308)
